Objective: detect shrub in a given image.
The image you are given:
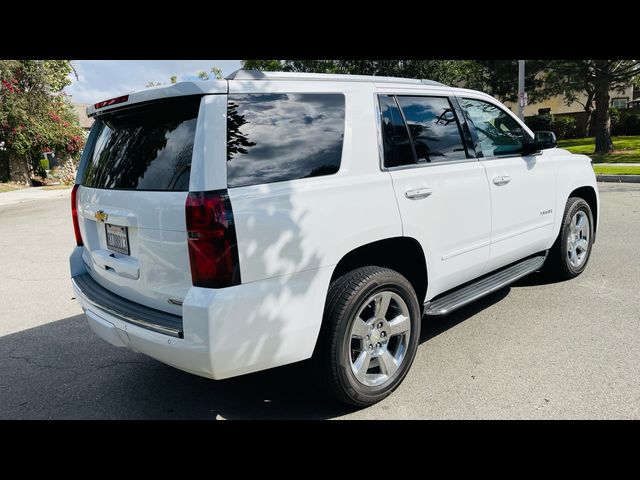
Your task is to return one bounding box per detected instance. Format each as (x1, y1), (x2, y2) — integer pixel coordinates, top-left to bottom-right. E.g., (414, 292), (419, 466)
(525, 113), (552, 132)
(610, 107), (623, 135)
(621, 110), (640, 135)
(550, 115), (578, 140)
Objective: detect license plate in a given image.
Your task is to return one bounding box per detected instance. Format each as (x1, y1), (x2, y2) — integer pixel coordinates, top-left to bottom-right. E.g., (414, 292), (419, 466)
(105, 223), (130, 255)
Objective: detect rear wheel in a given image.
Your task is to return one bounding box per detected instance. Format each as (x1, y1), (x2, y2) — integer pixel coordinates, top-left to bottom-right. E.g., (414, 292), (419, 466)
(313, 266), (421, 407)
(544, 197), (594, 280)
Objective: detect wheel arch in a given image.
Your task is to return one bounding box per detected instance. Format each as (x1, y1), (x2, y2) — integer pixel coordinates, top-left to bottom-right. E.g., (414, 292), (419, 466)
(568, 186), (598, 243)
(329, 236), (429, 307)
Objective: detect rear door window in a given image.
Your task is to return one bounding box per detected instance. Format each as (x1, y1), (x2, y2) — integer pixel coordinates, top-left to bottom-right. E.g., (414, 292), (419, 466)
(81, 96), (201, 191)
(395, 96), (468, 163)
(226, 93), (345, 188)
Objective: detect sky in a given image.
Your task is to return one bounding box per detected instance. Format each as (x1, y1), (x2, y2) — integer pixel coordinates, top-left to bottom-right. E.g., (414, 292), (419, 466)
(65, 60), (242, 105)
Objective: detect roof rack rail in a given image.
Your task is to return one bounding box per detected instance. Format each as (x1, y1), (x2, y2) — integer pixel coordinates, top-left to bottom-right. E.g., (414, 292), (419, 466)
(225, 69), (448, 87)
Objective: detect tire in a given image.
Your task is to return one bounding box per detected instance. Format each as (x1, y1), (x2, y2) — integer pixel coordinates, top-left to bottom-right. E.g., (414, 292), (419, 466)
(313, 266), (421, 407)
(544, 197), (594, 280)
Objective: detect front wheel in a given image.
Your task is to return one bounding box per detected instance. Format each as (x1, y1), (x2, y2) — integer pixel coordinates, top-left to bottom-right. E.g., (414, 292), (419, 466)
(544, 197), (594, 280)
(313, 266), (421, 407)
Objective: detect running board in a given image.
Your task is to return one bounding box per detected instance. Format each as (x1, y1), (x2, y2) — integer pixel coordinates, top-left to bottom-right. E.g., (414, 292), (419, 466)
(423, 254), (547, 317)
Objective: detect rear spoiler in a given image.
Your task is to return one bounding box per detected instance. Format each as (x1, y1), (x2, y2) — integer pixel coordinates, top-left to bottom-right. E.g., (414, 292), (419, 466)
(87, 80), (228, 117)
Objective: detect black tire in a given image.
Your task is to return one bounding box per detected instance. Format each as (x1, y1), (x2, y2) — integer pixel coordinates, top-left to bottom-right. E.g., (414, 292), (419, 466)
(312, 266), (421, 407)
(544, 197), (594, 280)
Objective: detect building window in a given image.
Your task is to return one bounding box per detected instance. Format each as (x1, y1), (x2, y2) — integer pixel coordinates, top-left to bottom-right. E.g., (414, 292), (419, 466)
(612, 97), (629, 109)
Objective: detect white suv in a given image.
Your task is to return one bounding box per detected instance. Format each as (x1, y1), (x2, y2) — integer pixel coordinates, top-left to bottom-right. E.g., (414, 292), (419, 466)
(70, 70), (599, 406)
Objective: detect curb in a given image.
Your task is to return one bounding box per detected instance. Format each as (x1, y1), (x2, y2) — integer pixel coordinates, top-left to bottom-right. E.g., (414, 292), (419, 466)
(596, 174), (640, 184)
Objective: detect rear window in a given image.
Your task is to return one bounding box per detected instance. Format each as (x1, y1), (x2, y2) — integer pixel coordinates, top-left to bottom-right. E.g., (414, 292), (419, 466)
(81, 96), (201, 191)
(226, 93), (345, 188)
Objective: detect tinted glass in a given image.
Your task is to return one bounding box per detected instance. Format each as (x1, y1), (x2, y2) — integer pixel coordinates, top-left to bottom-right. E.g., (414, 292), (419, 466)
(396, 96), (467, 163)
(226, 93), (345, 188)
(81, 96), (200, 191)
(379, 95), (415, 168)
(461, 98), (526, 157)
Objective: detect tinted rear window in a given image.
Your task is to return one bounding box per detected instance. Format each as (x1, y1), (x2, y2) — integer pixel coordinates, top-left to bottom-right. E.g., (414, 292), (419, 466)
(226, 93), (345, 188)
(81, 96), (201, 191)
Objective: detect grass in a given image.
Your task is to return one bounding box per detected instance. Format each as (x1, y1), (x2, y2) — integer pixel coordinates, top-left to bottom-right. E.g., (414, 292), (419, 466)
(42, 184), (72, 190)
(593, 164), (640, 175)
(558, 135), (640, 163)
(0, 182), (28, 193)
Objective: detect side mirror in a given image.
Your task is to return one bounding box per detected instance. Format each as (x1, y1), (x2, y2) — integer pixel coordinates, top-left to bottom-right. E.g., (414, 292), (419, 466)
(535, 131), (557, 149)
(522, 131), (557, 155)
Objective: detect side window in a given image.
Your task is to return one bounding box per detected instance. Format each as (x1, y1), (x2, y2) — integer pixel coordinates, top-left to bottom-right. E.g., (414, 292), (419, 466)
(461, 98), (527, 158)
(226, 93), (345, 188)
(379, 95), (415, 168)
(396, 96), (468, 163)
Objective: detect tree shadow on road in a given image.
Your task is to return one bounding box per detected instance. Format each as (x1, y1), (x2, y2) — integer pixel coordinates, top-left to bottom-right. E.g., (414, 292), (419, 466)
(0, 314), (357, 420)
(1, 287), (517, 420)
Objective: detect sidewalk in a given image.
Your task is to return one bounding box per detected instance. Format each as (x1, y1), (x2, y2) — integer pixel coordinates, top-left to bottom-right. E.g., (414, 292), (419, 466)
(0, 186), (71, 207)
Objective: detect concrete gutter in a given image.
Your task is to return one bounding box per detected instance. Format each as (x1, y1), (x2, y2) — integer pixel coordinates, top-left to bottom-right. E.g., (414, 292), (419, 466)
(596, 174), (640, 184)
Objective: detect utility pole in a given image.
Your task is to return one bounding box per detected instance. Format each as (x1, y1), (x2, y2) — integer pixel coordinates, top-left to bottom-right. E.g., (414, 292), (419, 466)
(517, 60), (526, 121)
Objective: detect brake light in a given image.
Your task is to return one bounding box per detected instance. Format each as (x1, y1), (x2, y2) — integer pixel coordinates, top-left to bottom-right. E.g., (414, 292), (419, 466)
(71, 184), (83, 246)
(94, 95), (129, 110)
(185, 190), (240, 288)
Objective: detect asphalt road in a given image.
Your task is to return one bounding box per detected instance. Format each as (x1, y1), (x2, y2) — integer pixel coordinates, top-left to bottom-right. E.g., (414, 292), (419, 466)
(1, 183), (639, 419)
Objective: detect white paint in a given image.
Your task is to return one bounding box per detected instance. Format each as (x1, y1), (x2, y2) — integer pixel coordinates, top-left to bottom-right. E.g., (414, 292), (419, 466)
(72, 74), (599, 380)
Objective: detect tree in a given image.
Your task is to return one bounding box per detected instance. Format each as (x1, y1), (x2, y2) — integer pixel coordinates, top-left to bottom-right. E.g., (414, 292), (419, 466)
(539, 60), (640, 152)
(240, 59), (471, 85)
(0, 60), (85, 184)
(456, 60), (549, 103)
(196, 67), (223, 81)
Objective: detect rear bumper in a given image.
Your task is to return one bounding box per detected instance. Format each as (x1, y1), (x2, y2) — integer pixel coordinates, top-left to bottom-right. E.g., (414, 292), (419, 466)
(70, 246), (333, 380)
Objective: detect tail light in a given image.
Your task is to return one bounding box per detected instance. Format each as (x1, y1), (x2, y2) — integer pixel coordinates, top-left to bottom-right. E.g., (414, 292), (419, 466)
(71, 184), (83, 246)
(185, 190), (241, 288)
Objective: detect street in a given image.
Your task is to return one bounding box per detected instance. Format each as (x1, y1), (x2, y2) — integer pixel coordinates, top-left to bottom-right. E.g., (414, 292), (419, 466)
(0, 183), (639, 419)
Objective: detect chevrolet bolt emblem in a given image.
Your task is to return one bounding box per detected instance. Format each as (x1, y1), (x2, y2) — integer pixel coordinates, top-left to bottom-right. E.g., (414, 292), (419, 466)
(95, 210), (108, 222)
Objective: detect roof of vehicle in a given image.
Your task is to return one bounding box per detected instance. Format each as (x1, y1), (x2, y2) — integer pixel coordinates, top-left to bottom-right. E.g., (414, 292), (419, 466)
(225, 69), (448, 86)
(87, 70), (489, 117)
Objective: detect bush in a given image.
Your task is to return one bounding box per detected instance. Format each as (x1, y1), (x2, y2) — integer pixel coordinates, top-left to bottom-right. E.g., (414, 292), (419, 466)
(525, 113), (552, 132)
(525, 113), (578, 140)
(610, 107), (623, 135)
(621, 110), (640, 135)
(550, 115), (578, 140)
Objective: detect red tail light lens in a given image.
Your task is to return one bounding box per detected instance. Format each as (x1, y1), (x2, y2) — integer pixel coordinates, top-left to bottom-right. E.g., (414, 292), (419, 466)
(71, 184), (83, 246)
(94, 95), (129, 110)
(185, 190), (240, 288)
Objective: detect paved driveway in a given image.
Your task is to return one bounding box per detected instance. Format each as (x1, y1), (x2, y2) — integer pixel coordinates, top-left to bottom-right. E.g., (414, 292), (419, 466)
(0, 183), (639, 419)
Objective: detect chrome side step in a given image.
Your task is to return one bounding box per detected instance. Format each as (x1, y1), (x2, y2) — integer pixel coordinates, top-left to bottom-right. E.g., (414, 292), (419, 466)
(424, 254), (547, 317)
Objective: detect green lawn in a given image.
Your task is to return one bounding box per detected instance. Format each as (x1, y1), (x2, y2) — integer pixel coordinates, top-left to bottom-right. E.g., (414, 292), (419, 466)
(593, 164), (640, 175)
(558, 136), (640, 163)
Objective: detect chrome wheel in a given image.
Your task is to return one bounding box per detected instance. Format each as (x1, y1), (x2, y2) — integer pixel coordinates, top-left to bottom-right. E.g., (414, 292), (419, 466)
(567, 210), (590, 268)
(348, 291), (411, 387)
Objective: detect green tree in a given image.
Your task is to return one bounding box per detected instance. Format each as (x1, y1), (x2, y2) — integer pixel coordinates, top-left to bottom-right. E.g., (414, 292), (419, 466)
(197, 67), (223, 81)
(0, 60), (85, 184)
(538, 60), (640, 153)
(457, 60), (549, 103)
(241, 59), (472, 85)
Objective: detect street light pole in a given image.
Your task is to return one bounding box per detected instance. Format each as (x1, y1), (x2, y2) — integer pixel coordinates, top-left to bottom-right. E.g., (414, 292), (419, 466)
(517, 60), (526, 121)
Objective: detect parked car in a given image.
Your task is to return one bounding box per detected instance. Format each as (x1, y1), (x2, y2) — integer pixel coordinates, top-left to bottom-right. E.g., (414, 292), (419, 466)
(70, 70), (599, 406)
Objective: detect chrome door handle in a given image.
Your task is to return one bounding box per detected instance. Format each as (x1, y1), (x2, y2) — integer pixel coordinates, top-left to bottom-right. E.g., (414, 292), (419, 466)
(492, 175), (512, 186)
(405, 188), (433, 200)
